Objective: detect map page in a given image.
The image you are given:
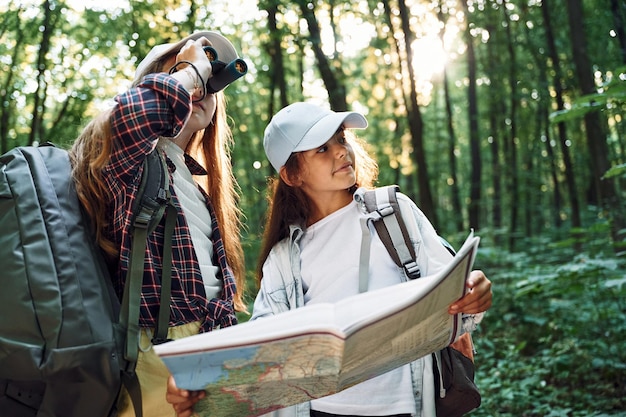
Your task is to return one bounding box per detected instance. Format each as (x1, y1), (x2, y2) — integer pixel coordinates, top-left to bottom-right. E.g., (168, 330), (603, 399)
(154, 233), (479, 417)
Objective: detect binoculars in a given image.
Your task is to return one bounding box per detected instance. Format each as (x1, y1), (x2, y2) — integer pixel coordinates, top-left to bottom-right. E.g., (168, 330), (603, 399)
(203, 46), (247, 93)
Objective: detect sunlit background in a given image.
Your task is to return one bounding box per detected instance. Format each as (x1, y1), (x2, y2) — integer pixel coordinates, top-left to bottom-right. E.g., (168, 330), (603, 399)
(1, 0), (456, 112)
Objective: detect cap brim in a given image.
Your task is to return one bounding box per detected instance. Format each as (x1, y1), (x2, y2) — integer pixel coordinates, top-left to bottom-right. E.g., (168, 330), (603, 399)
(293, 111), (367, 153)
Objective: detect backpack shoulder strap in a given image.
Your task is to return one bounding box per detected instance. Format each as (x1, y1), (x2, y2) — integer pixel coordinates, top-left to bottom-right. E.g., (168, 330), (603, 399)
(133, 148), (177, 345)
(131, 149), (171, 234)
(120, 148), (176, 417)
(362, 185), (421, 279)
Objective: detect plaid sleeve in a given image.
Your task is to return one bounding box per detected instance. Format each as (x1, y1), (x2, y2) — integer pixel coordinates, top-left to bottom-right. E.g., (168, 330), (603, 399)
(107, 73), (193, 184)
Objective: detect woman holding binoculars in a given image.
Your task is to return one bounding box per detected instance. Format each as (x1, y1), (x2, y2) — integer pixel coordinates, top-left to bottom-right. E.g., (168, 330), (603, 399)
(70, 31), (247, 417)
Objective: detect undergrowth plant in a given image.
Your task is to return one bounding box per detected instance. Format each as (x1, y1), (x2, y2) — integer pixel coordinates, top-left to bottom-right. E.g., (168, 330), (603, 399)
(470, 232), (626, 417)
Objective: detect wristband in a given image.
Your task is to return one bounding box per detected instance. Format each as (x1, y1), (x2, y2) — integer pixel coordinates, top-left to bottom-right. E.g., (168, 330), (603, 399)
(168, 61), (207, 102)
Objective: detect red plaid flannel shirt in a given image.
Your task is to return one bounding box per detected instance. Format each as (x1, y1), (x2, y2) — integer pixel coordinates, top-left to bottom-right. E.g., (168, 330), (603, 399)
(103, 73), (237, 332)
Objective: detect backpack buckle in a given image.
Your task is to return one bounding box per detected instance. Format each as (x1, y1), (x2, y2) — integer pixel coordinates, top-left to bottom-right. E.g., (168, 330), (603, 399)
(374, 205), (394, 219)
(404, 261), (421, 279)
(156, 188), (169, 203)
(133, 209), (153, 229)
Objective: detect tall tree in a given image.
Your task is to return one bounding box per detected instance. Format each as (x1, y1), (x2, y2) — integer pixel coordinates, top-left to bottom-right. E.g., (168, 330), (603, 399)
(566, 0), (625, 245)
(503, 0), (520, 248)
(541, 0), (582, 234)
(0, 7), (24, 152)
(28, 0), (57, 146)
(261, 0), (289, 116)
(461, 0), (481, 231)
(483, 19), (504, 241)
(377, 0), (411, 192)
(437, 4), (463, 232)
(296, 0), (347, 110)
(397, 0), (437, 224)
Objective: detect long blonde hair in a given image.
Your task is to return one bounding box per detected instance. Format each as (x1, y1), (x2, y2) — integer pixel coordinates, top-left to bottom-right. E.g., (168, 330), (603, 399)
(256, 129), (378, 284)
(70, 48), (246, 312)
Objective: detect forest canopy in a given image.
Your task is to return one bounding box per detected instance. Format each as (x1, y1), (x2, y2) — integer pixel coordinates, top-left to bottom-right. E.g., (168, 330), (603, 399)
(1, 0), (624, 253)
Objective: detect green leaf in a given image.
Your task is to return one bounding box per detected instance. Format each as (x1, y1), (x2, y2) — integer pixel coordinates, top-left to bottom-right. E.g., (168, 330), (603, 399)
(603, 163), (626, 179)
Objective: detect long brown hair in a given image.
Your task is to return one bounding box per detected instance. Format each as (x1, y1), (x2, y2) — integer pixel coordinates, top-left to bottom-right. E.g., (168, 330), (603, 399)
(255, 129), (378, 285)
(69, 47), (246, 312)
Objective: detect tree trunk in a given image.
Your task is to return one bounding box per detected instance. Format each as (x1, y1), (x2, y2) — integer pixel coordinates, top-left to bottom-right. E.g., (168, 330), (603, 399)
(0, 9), (23, 153)
(437, 5), (463, 232)
(443, 69), (464, 232)
(541, 0), (581, 235)
(262, 0), (289, 180)
(566, 0), (625, 246)
(379, 0), (414, 196)
(517, 2), (563, 236)
(263, 0), (289, 112)
(502, 1), (519, 250)
(297, 0), (347, 111)
(461, 0), (481, 231)
(397, 0), (437, 224)
(483, 22), (503, 241)
(28, 0), (56, 146)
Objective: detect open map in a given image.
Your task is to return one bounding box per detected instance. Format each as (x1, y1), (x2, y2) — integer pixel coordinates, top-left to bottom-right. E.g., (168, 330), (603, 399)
(155, 232), (479, 417)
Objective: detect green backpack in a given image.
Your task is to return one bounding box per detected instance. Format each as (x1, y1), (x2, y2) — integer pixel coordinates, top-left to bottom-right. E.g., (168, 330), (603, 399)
(0, 143), (175, 417)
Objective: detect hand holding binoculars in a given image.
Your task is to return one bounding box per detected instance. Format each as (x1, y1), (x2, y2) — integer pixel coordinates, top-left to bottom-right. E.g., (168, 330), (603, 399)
(202, 46), (247, 94)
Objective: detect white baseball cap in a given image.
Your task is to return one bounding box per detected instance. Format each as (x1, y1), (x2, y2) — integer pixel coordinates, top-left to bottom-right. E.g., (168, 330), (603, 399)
(133, 31), (239, 85)
(263, 102), (368, 171)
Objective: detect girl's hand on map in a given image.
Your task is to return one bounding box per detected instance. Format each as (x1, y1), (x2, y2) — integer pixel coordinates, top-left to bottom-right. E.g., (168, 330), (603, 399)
(448, 270), (492, 315)
(166, 374), (205, 417)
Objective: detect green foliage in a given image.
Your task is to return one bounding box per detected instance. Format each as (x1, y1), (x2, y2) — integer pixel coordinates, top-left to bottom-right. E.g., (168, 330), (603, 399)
(470, 232), (626, 417)
(603, 163), (626, 180)
(549, 66), (626, 124)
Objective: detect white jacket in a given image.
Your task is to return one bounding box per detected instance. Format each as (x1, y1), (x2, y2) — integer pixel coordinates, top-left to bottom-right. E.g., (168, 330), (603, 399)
(250, 188), (474, 417)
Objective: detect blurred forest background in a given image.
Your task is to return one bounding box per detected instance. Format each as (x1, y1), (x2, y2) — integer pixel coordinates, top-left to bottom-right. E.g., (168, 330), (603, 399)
(1, 0), (625, 415)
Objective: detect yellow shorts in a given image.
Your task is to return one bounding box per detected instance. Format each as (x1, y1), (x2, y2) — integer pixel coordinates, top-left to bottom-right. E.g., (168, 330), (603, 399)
(117, 321), (202, 417)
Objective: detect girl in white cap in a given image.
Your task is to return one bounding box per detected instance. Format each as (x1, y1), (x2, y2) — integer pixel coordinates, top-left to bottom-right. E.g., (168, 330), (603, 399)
(167, 101), (492, 417)
(70, 31), (246, 417)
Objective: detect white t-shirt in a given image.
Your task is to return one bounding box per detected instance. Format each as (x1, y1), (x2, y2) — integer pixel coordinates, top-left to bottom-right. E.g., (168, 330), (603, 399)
(158, 138), (222, 300)
(299, 200), (416, 415)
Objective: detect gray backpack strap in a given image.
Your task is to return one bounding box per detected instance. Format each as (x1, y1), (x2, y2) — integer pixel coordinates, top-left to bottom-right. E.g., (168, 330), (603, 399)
(358, 217), (374, 293)
(132, 150), (176, 346)
(362, 186), (421, 279)
(121, 149), (176, 417)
